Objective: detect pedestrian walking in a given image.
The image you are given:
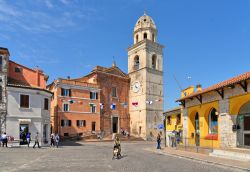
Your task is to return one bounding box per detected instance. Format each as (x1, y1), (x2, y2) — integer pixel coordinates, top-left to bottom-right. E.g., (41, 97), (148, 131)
(157, 133), (161, 149)
(33, 132), (41, 148)
(26, 132), (31, 147)
(50, 133), (55, 147)
(55, 133), (60, 148)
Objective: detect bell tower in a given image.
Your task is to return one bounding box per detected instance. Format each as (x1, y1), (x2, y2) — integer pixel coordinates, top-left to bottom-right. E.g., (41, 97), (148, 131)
(128, 13), (164, 140)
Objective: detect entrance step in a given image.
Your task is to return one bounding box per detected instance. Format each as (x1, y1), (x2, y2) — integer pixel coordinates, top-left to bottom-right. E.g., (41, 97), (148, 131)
(210, 149), (250, 162)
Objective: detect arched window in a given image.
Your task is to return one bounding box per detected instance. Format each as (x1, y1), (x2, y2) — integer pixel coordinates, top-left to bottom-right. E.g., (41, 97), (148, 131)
(209, 108), (218, 134)
(152, 55), (157, 69)
(143, 33), (147, 39)
(134, 56), (140, 70)
(152, 33), (155, 42)
(136, 34), (139, 43)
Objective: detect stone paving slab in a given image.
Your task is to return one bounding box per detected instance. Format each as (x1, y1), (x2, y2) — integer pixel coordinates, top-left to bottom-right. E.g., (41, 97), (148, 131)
(146, 147), (250, 171)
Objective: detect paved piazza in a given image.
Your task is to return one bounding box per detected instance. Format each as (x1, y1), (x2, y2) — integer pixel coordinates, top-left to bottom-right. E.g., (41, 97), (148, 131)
(0, 141), (241, 172)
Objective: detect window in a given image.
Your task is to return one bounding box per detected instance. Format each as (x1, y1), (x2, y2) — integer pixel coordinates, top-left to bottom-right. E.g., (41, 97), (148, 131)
(90, 104), (96, 113)
(134, 56), (140, 70)
(136, 34), (138, 43)
(61, 88), (71, 97)
(112, 87), (117, 97)
(92, 122), (96, 131)
(44, 98), (49, 110)
(144, 33), (147, 39)
(90, 92), (98, 100)
(77, 120), (86, 127)
(61, 120), (71, 127)
(152, 55), (157, 69)
(64, 133), (69, 136)
(167, 116), (171, 125)
(63, 103), (69, 112)
(176, 114), (181, 125)
(20, 94), (29, 108)
(152, 33), (155, 42)
(209, 108), (218, 134)
(15, 67), (22, 73)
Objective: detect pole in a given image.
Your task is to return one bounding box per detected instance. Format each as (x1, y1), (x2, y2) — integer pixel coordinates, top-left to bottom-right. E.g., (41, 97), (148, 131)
(164, 113), (166, 147)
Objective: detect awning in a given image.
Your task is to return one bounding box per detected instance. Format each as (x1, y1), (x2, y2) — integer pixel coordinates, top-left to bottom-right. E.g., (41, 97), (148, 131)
(18, 119), (31, 123)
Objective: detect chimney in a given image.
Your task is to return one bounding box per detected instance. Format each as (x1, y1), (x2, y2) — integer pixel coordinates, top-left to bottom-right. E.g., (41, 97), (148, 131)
(196, 84), (202, 92)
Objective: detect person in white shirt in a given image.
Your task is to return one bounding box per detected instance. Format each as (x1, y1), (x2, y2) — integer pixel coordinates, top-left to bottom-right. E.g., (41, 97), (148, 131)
(1, 132), (7, 147)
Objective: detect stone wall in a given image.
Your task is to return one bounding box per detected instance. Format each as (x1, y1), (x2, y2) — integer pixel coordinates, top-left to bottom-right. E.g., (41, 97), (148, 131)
(0, 48), (9, 134)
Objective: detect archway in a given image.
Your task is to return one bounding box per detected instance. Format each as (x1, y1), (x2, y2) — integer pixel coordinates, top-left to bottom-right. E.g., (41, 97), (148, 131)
(237, 101), (250, 147)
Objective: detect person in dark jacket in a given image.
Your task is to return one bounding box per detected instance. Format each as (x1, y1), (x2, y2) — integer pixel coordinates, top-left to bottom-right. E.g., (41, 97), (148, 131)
(157, 133), (161, 149)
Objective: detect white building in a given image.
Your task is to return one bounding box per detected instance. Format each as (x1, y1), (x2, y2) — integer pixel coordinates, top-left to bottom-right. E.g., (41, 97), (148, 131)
(6, 84), (52, 146)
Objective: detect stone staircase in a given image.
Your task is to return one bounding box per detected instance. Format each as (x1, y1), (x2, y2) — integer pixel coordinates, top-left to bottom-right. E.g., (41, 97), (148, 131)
(210, 148), (250, 162)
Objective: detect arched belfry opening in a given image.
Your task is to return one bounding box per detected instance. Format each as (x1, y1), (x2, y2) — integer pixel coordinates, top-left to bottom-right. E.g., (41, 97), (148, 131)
(134, 55), (140, 70)
(143, 33), (147, 40)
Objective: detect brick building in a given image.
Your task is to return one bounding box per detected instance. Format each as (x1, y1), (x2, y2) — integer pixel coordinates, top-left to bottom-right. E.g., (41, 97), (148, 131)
(48, 78), (101, 137)
(79, 64), (130, 135)
(49, 63), (130, 138)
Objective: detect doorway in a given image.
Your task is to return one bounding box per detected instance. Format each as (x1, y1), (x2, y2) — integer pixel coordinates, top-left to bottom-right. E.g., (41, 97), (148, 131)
(237, 101), (250, 147)
(112, 117), (118, 133)
(195, 112), (200, 146)
(237, 114), (250, 147)
(92, 122), (96, 132)
(20, 124), (29, 145)
(43, 124), (48, 144)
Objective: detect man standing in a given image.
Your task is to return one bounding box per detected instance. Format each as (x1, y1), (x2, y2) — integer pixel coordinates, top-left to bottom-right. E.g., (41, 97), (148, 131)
(157, 133), (161, 149)
(1, 132), (7, 147)
(33, 132), (41, 148)
(26, 132), (31, 148)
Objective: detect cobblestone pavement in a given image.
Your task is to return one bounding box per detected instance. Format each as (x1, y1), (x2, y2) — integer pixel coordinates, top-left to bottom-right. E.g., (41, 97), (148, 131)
(0, 141), (244, 172)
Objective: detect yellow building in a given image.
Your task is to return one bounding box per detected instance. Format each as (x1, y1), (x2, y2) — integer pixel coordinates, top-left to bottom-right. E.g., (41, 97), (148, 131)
(164, 107), (182, 146)
(176, 72), (250, 148)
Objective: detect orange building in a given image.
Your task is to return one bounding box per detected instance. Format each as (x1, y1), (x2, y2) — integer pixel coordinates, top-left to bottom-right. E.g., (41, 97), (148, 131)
(48, 63), (130, 138)
(8, 60), (48, 89)
(48, 78), (101, 137)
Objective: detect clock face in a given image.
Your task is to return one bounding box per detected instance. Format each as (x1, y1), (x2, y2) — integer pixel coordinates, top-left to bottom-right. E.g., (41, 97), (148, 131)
(132, 81), (141, 93)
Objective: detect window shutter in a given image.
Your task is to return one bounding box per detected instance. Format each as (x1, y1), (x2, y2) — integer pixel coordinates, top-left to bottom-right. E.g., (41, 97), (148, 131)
(61, 88), (64, 96)
(76, 120), (79, 127)
(69, 89), (71, 97)
(61, 120), (64, 126)
(69, 120), (71, 126)
(90, 92), (92, 99)
(84, 120), (86, 127)
(96, 93), (98, 99)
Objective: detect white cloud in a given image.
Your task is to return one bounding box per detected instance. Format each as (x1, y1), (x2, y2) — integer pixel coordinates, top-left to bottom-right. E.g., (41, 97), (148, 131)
(0, 0), (98, 33)
(44, 0), (54, 9)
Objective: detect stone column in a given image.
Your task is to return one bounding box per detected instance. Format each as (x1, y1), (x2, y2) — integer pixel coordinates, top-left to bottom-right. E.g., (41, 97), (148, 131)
(182, 108), (188, 144)
(219, 99), (237, 148)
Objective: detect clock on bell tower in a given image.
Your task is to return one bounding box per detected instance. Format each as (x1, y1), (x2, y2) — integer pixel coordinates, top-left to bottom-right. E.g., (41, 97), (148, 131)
(128, 13), (164, 140)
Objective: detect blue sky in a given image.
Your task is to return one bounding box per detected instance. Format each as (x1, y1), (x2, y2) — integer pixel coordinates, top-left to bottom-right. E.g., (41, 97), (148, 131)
(0, 0), (249, 110)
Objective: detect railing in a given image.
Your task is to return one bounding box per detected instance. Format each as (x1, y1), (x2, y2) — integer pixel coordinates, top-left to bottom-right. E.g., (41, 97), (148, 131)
(167, 136), (218, 153)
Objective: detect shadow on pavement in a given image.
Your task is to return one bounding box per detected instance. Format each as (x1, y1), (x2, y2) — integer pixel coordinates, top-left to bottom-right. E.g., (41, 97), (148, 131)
(60, 140), (84, 146)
